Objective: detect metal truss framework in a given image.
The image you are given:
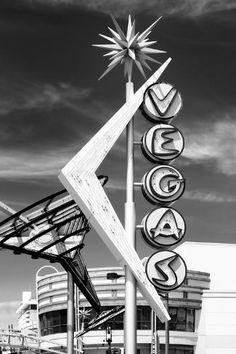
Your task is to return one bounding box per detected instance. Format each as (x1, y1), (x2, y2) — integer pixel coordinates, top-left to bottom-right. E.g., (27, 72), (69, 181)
(0, 175), (108, 313)
(0, 330), (82, 354)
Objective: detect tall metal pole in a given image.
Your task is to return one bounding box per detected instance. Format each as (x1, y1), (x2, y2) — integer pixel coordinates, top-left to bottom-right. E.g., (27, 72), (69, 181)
(67, 271), (74, 354)
(165, 294), (169, 354)
(75, 287), (83, 353)
(36, 275), (41, 354)
(125, 81), (136, 354)
(151, 310), (158, 354)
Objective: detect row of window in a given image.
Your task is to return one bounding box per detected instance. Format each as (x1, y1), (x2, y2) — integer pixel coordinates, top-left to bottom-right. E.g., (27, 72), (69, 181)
(83, 306), (194, 332)
(159, 345), (194, 354)
(39, 306), (195, 336)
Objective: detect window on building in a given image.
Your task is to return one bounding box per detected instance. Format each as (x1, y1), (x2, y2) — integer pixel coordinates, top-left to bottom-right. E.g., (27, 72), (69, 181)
(156, 307), (195, 332)
(24, 304), (37, 313)
(83, 306), (151, 331)
(186, 309), (195, 332)
(79, 306), (194, 333)
(137, 306), (151, 330)
(176, 308), (186, 331)
(39, 310), (67, 336)
(159, 344), (194, 354)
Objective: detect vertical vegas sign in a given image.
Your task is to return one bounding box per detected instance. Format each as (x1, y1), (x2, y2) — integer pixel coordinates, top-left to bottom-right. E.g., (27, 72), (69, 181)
(59, 15), (188, 354)
(139, 81), (187, 354)
(140, 81), (187, 293)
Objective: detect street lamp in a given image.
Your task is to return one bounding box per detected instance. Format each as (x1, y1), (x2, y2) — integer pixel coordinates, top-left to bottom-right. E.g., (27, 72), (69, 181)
(106, 325), (112, 352)
(106, 273), (124, 280)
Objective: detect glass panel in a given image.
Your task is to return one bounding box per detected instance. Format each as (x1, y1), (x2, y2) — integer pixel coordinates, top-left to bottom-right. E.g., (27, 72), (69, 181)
(39, 310), (67, 336)
(52, 312), (60, 325)
(176, 308), (186, 331)
(137, 306), (151, 330)
(160, 345), (194, 354)
(160, 307), (195, 332)
(186, 308), (195, 332)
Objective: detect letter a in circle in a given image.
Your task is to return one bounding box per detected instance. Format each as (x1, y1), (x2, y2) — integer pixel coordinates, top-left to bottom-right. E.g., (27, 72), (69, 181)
(150, 208), (182, 241)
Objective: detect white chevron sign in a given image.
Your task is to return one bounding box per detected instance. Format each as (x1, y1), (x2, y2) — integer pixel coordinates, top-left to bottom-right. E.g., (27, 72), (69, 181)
(59, 58), (172, 322)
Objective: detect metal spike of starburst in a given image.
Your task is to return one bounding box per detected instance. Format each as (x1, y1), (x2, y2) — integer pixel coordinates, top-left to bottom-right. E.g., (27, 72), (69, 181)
(93, 15), (166, 81)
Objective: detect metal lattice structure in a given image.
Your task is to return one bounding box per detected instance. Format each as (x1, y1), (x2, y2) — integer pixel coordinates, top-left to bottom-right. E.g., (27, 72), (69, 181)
(0, 175), (108, 312)
(0, 330), (82, 354)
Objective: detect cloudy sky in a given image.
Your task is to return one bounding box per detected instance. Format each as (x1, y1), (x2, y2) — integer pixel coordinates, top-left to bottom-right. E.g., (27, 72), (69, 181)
(0, 0), (235, 329)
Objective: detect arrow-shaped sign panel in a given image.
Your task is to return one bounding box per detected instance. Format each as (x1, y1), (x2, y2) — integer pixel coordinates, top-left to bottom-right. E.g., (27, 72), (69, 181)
(59, 58), (172, 323)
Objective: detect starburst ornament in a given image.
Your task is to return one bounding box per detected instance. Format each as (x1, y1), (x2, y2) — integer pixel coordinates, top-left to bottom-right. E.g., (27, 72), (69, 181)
(93, 15), (166, 81)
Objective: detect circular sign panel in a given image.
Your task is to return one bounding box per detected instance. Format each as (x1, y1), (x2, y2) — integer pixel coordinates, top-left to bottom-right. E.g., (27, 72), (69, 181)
(145, 250), (187, 292)
(142, 165), (185, 204)
(141, 207), (186, 247)
(141, 124), (184, 163)
(142, 82), (182, 122)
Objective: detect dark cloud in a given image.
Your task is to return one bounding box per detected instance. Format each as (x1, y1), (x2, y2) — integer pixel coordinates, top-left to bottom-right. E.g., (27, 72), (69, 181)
(0, 81), (91, 115)
(78, 0), (236, 18)
(1, 0), (235, 18)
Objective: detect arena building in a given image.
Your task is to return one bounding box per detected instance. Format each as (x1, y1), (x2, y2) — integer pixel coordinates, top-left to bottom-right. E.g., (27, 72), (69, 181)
(17, 242), (236, 354)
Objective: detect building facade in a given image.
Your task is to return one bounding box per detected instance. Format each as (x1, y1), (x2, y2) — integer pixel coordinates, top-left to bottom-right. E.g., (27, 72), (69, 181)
(176, 242), (236, 354)
(17, 241), (236, 354)
(36, 263), (210, 353)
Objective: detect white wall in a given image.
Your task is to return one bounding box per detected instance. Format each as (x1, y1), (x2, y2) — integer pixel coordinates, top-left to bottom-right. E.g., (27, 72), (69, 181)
(176, 242), (236, 354)
(176, 242), (236, 291)
(196, 291), (236, 354)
